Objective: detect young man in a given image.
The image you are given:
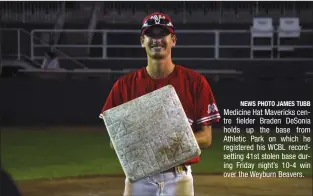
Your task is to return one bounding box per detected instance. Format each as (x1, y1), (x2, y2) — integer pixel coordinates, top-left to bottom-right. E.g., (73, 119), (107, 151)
(100, 12), (220, 196)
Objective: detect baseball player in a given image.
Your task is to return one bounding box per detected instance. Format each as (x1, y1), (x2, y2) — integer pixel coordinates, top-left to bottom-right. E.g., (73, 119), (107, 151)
(100, 12), (220, 196)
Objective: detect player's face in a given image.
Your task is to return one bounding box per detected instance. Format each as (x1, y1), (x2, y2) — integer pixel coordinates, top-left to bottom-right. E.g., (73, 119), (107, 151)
(141, 26), (176, 59)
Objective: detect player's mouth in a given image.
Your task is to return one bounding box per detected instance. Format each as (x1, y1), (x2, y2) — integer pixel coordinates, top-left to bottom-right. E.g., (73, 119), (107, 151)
(150, 45), (165, 51)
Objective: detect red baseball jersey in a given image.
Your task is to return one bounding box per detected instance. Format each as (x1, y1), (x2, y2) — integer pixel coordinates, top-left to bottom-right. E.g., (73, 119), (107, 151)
(101, 65), (220, 165)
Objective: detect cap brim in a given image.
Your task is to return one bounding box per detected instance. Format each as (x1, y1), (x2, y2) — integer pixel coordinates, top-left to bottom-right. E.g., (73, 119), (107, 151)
(141, 25), (175, 35)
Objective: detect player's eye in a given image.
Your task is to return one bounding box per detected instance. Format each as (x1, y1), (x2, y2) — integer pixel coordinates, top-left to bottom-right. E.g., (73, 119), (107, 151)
(145, 28), (170, 38)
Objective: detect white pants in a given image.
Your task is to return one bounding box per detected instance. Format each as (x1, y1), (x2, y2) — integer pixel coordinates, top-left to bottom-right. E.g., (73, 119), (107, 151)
(123, 165), (194, 196)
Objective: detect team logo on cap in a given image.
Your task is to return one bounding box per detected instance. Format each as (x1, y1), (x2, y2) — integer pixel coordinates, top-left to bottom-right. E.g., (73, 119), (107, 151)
(150, 14), (165, 24)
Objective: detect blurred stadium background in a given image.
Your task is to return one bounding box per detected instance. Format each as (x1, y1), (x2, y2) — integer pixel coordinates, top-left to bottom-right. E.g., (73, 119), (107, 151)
(0, 1), (312, 126)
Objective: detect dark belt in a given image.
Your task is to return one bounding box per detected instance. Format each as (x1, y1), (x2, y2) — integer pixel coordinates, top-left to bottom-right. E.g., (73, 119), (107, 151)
(162, 165), (187, 173)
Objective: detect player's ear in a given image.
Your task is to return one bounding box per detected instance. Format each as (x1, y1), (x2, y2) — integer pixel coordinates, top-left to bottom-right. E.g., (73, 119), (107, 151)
(171, 34), (177, 47)
(140, 35), (145, 48)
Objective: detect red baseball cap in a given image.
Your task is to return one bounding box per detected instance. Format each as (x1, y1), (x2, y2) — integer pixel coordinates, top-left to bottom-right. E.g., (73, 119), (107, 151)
(141, 12), (175, 35)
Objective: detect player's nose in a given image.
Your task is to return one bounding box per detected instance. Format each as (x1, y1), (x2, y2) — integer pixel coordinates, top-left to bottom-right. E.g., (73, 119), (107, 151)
(153, 39), (162, 45)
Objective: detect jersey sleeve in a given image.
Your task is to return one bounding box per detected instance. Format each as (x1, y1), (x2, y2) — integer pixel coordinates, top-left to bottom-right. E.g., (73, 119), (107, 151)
(195, 76), (221, 128)
(99, 79), (123, 118)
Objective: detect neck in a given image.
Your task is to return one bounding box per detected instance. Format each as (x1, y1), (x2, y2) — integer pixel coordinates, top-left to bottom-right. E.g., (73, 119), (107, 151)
(146, 56), (175, 79)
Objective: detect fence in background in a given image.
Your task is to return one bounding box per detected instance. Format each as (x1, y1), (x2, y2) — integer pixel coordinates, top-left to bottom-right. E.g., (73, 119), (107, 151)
(2, 28), (313, 71)
(1, 28), (87, 69)
(30, 29), (313, 61)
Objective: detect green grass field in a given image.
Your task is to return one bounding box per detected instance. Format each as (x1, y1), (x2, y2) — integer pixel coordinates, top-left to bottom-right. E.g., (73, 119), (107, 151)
(1, 127), (312, 181)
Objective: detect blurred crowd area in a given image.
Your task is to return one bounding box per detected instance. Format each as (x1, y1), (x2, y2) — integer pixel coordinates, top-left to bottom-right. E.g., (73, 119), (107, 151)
(1, 1), (313, 25)
(1, 2), (312, 76)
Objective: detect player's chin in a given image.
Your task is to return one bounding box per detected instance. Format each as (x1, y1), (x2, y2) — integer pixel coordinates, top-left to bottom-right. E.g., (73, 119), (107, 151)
(149, 53), (167, 59)
(148, 51), (168, 58)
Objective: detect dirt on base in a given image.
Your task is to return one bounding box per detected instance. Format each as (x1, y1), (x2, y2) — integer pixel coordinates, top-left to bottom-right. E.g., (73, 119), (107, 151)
(17, 174), (312, 196)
